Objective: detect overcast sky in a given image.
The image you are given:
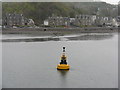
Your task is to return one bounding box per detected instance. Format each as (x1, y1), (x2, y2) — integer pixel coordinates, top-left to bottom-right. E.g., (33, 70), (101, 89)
(1, 0), (119, 5)
(101, 0), (119, 4)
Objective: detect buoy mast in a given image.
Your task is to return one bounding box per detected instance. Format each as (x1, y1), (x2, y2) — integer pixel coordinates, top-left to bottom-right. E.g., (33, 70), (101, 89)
(60, 47), (67, 64)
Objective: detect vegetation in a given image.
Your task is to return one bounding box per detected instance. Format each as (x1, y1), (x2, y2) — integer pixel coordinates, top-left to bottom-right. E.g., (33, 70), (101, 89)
(2, 2), (118, 26)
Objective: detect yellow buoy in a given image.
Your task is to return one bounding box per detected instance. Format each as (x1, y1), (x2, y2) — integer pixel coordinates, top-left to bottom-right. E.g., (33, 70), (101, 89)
(57, 47), (70, 70)
(57, 64), (70, 70)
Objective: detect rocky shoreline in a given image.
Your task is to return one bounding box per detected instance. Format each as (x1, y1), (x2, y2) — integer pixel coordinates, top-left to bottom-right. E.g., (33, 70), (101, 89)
(2, 27), (118, 36)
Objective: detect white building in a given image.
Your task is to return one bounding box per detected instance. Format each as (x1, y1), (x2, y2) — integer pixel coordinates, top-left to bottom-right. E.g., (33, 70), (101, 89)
(28, 19), (35, 26)
(112, 18), (119, 27)
(44, 20), (49, 26)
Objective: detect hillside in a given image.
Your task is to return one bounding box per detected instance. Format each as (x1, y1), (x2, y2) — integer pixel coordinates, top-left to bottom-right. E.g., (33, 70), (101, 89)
(2, 2), (118, 25)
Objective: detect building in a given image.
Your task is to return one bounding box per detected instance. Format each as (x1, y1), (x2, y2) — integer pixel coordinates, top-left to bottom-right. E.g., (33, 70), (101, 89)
(44, 14), (115, 27)
(116, 16), (120, 27)
(45, 16), (70, 27)
(28, 19), (35, 26)
(112, 18), (119, 27)
(2, 13), (34, 27)
(74, 15), (96, 27)
(69, 18), (76, 26)
(95, 16), (114, 27)
(44, 20), (49, 26)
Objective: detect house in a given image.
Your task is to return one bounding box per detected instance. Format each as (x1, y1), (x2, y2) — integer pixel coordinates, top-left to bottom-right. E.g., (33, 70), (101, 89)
(74, 15), (96, 27)
(111, 18), (119, 27)
(116, 16), (120, 27)
(2, 13), (34, 28)
(28, 19), (35, 26)
(47, 16), (70, 27)
(44, 20), (49, 26)
(69, 18), (76, 26)
(95, 16), (113, 27)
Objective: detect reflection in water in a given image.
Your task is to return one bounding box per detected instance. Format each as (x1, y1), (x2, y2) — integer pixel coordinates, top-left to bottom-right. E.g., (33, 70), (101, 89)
(57, 70), (69, 87)
(2, 33), (114, 42)
(57, 70), (69, 77)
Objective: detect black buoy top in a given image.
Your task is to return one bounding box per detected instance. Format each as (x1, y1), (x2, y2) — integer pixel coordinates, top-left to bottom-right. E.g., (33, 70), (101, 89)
(63, 47), (65, 52)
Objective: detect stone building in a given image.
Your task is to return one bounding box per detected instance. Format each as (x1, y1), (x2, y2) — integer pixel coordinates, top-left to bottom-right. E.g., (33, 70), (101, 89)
(116, 16), (120, 26)
(2, 13), (34, 27)
(44, 14), (115, 27)
(74, 15), (96, 27)
(46, 16), (70, 27)
(95, 16), (113, 26)
(69, 18), (76, 26)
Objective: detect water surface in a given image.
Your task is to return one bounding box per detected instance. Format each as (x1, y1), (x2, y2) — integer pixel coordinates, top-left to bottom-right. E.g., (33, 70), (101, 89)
(2, 33), (118, 88)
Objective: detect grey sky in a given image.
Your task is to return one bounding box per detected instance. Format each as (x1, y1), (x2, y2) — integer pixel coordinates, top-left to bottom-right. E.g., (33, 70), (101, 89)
(1, 0), (119, 5)
(101, 0), (119, 4)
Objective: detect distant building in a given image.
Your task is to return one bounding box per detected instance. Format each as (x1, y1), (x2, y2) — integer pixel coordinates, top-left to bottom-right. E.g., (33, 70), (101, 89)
(112, 18), (118, 27)
(69, 18), (76, 26)
(46, 15), (70, 27)
(101, 17), (112, 25)
(44, 14), (116, 27)
(2, 13), (34, 27)
(74, 15), (96, 26)
(28, 19), (35, 26)
(95, 16), (114, 27)
(44, 20), (49, 26)
(116, 16), (120, 26)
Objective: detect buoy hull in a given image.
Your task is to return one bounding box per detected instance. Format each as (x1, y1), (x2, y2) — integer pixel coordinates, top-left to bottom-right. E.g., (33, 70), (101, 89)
(57, 64), (70, 70)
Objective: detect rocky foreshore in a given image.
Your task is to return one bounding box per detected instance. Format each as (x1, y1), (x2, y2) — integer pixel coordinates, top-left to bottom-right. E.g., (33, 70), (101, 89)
(2, 27), (118, 35)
